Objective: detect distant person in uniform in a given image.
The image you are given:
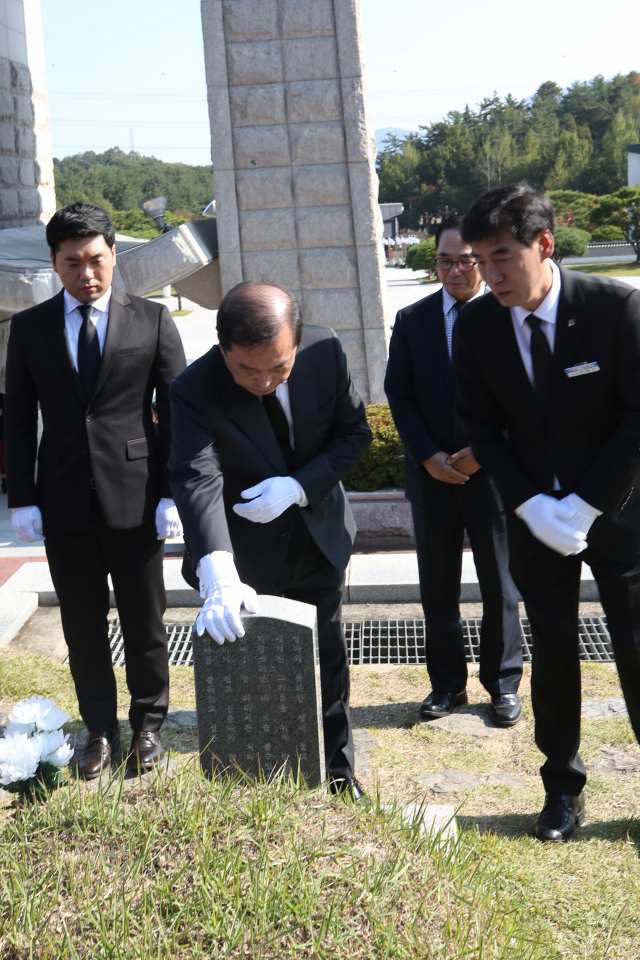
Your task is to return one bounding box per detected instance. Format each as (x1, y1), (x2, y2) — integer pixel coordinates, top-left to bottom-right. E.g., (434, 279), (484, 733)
(169, 281), (372, 801)
(5, 203), (186, 779)
(385, 215), (523, 727)
(455, 183), (640, 841)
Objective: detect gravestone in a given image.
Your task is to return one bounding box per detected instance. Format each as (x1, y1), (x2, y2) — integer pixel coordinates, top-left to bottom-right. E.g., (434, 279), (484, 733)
(192, 595), (325, 786)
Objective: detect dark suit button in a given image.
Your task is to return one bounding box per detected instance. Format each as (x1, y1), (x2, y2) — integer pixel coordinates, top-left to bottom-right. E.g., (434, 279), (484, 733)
(86, 414), (93, 422)
(281, 532), (290, 539)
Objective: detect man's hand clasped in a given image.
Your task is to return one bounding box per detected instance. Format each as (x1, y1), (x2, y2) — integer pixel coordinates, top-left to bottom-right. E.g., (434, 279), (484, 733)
(424, 447), (480, 484)
(516, 492), (601, 556)
(195, 551), (258, 645)
(11, 505), (45, 543)
(232, 476), (308, 523)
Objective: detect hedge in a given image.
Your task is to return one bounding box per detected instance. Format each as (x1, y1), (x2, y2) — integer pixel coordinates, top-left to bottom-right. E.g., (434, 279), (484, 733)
(343, 404), (404, 491)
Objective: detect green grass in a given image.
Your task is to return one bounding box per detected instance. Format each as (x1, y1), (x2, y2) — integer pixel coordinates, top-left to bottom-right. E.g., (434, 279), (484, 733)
(4, 653), (640, 956)
(565, 261), (640, 276)
(0, 765), (537, 959)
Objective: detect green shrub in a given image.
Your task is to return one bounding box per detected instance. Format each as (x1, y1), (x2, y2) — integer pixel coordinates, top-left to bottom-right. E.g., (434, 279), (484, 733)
(591, 224), (626, 242)
(344, 404), (404, 491)
(553, 225), (591, 263)
(405, 237), (437, 273)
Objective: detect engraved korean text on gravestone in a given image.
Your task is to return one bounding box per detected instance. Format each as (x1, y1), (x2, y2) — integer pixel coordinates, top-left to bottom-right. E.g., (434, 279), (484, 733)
(192, 595), (325, 787)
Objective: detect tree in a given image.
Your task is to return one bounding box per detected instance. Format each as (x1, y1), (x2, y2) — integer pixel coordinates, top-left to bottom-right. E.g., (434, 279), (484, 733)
(591, 224), (626, 241)
(553, 226), (591, 263)
(406, 237), (437, 277)
(593, 186), (640, 262)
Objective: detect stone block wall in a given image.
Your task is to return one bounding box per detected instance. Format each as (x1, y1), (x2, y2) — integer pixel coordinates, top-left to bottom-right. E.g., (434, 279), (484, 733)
(201, 0), (389, 402)
(0, 0), (55, 228)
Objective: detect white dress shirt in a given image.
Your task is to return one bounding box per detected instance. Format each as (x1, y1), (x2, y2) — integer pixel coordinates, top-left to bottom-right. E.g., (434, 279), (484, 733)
(442, 283), (486, 358)
(63, 286), (111, 370)
(510, 259), (561, 385)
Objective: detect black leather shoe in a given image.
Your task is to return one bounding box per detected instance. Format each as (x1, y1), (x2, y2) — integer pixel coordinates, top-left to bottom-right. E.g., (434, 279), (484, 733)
(490, 693), (522, 727)
(78, 724), (121, 780)
(329, 776), (368, 806)
(533, 792), (585, 842)
(127, 732), (165, 774)
(418, 689), (467, 719)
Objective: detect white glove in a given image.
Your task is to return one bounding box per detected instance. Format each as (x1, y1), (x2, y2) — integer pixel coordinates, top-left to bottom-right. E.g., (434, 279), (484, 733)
(195, 551), (259, 645)
(11, 505), (45, 543)
(155, 497), (183, 540)
(232, 476), (308, 524)
(515, 493), (588, 557)
(555, 492), (602, 535)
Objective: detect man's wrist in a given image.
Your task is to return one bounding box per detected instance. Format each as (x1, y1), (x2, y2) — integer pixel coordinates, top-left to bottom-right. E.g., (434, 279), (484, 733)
(196, 551), (237, 596)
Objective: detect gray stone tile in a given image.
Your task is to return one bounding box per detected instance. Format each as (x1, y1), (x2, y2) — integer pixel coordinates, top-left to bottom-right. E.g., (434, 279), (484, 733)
(282, 37), (338, 82)
(279, 0), (335, 39)
(581, 698), (627, 718)
(223, 0), (280, 43)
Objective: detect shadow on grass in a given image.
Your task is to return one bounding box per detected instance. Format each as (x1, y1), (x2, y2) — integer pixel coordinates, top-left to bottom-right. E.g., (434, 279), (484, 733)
(350, 701), (419, 729)
(459, 812), (640, 849)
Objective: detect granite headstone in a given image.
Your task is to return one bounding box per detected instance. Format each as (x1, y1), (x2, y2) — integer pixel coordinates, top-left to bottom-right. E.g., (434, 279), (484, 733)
(192, 595), (325, 787)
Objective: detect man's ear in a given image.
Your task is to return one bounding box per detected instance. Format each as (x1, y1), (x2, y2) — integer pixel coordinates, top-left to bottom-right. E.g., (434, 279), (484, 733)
(538, 230), (554, 262)
(50, 251), (58, 274)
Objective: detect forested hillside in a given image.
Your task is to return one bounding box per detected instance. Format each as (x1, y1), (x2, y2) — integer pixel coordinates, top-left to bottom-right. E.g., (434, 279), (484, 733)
(378, 72), (640, 227)
(53, 148), (213, 219)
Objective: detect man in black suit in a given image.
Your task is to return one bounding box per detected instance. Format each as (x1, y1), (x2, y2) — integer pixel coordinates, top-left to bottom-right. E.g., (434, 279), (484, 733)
(5, 203), (186, 778)
(385, 216), (522, 726)
(169, 281), (371, 800)
(455, 183), (640, 841)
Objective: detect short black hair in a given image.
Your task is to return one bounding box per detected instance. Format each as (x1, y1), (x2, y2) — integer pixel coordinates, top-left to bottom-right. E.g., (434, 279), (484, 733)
(435, 214), (465, 249)
(461, 184), (556, 246)
(46, 202), (116, 257)
(216, 280), (303, 351)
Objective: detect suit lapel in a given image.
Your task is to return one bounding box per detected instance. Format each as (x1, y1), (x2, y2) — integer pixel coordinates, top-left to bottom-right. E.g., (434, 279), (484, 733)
(547, 268), (588, 437)
(90, 287), (133, 404)
(428, 290), (454, 395)
(42, 290), (86, 406)
(491, 297), (547, 434)
(217, 351), (288, 476)
(286, 356), (316, 469)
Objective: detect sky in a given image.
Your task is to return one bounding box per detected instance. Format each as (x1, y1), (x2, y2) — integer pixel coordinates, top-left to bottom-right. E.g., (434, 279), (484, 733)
(41, 0), (640, 167)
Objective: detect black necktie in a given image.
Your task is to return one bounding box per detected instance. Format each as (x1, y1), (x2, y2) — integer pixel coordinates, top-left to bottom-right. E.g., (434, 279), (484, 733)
(77, 304), (101, 401)
(525, 314), (552, 414)
(263, 391), (294, 470)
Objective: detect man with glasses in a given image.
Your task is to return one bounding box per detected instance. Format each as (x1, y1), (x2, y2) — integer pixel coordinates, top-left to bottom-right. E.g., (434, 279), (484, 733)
(385, 215), (523, 724)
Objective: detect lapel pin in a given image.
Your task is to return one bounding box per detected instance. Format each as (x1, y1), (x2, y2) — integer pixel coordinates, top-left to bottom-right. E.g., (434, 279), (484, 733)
(568, 319), (576, 327)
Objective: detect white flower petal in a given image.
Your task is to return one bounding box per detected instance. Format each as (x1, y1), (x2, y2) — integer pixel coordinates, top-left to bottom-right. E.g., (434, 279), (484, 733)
(39, 729), (66, 762)
(4, 721), (36, 737)
(35, 706), (69, 731)
(10, 696), (56, 726)
(45, 742), (74, 767)
(0, 732), (40, 783)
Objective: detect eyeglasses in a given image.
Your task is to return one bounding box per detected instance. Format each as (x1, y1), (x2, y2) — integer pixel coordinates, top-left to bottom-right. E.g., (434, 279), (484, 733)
(435, 257), (478, 272)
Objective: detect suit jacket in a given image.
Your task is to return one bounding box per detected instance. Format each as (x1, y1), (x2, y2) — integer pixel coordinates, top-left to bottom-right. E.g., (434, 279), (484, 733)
(169, 324), (372, 593)
(5, 286), (186, 532)
(385, 287), (500, 510)
(454, 267), (640, 557)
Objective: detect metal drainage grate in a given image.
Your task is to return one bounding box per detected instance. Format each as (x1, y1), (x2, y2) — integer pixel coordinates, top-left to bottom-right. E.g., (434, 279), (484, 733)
(106, 616), (615, 667)
(109, 621), (194, 667)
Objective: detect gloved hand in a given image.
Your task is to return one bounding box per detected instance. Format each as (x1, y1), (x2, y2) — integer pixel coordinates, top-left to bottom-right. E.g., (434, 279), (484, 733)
(11, 505), (45, 543)
(515, 493), (588, 557)
(555, 492), (602, 535)
(195, 551), (259, 645)
(155, 497), (183, 540)
(232, 476), (308, 524)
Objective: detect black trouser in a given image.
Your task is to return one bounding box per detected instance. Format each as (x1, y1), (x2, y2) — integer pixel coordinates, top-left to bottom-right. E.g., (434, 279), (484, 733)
(508, 515), (640, 795)
(271, 517), (354, 781)
(411, 488), (522, 697)
(45, 497), (168, 734)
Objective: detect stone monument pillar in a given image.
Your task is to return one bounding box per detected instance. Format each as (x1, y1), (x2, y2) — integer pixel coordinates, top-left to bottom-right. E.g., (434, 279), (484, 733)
(0, 0), (55, 227)
(201, 0), (389, 403)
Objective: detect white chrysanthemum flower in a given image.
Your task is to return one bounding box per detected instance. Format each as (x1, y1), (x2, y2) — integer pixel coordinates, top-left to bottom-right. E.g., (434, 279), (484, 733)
(39, 729), (72, 767)
(35, 705), (69, 731)
(0, 732), (40, 784)
(3, 721), (36, 737)
(10, 695), (57, 727)
(44, 741), (74, 768)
